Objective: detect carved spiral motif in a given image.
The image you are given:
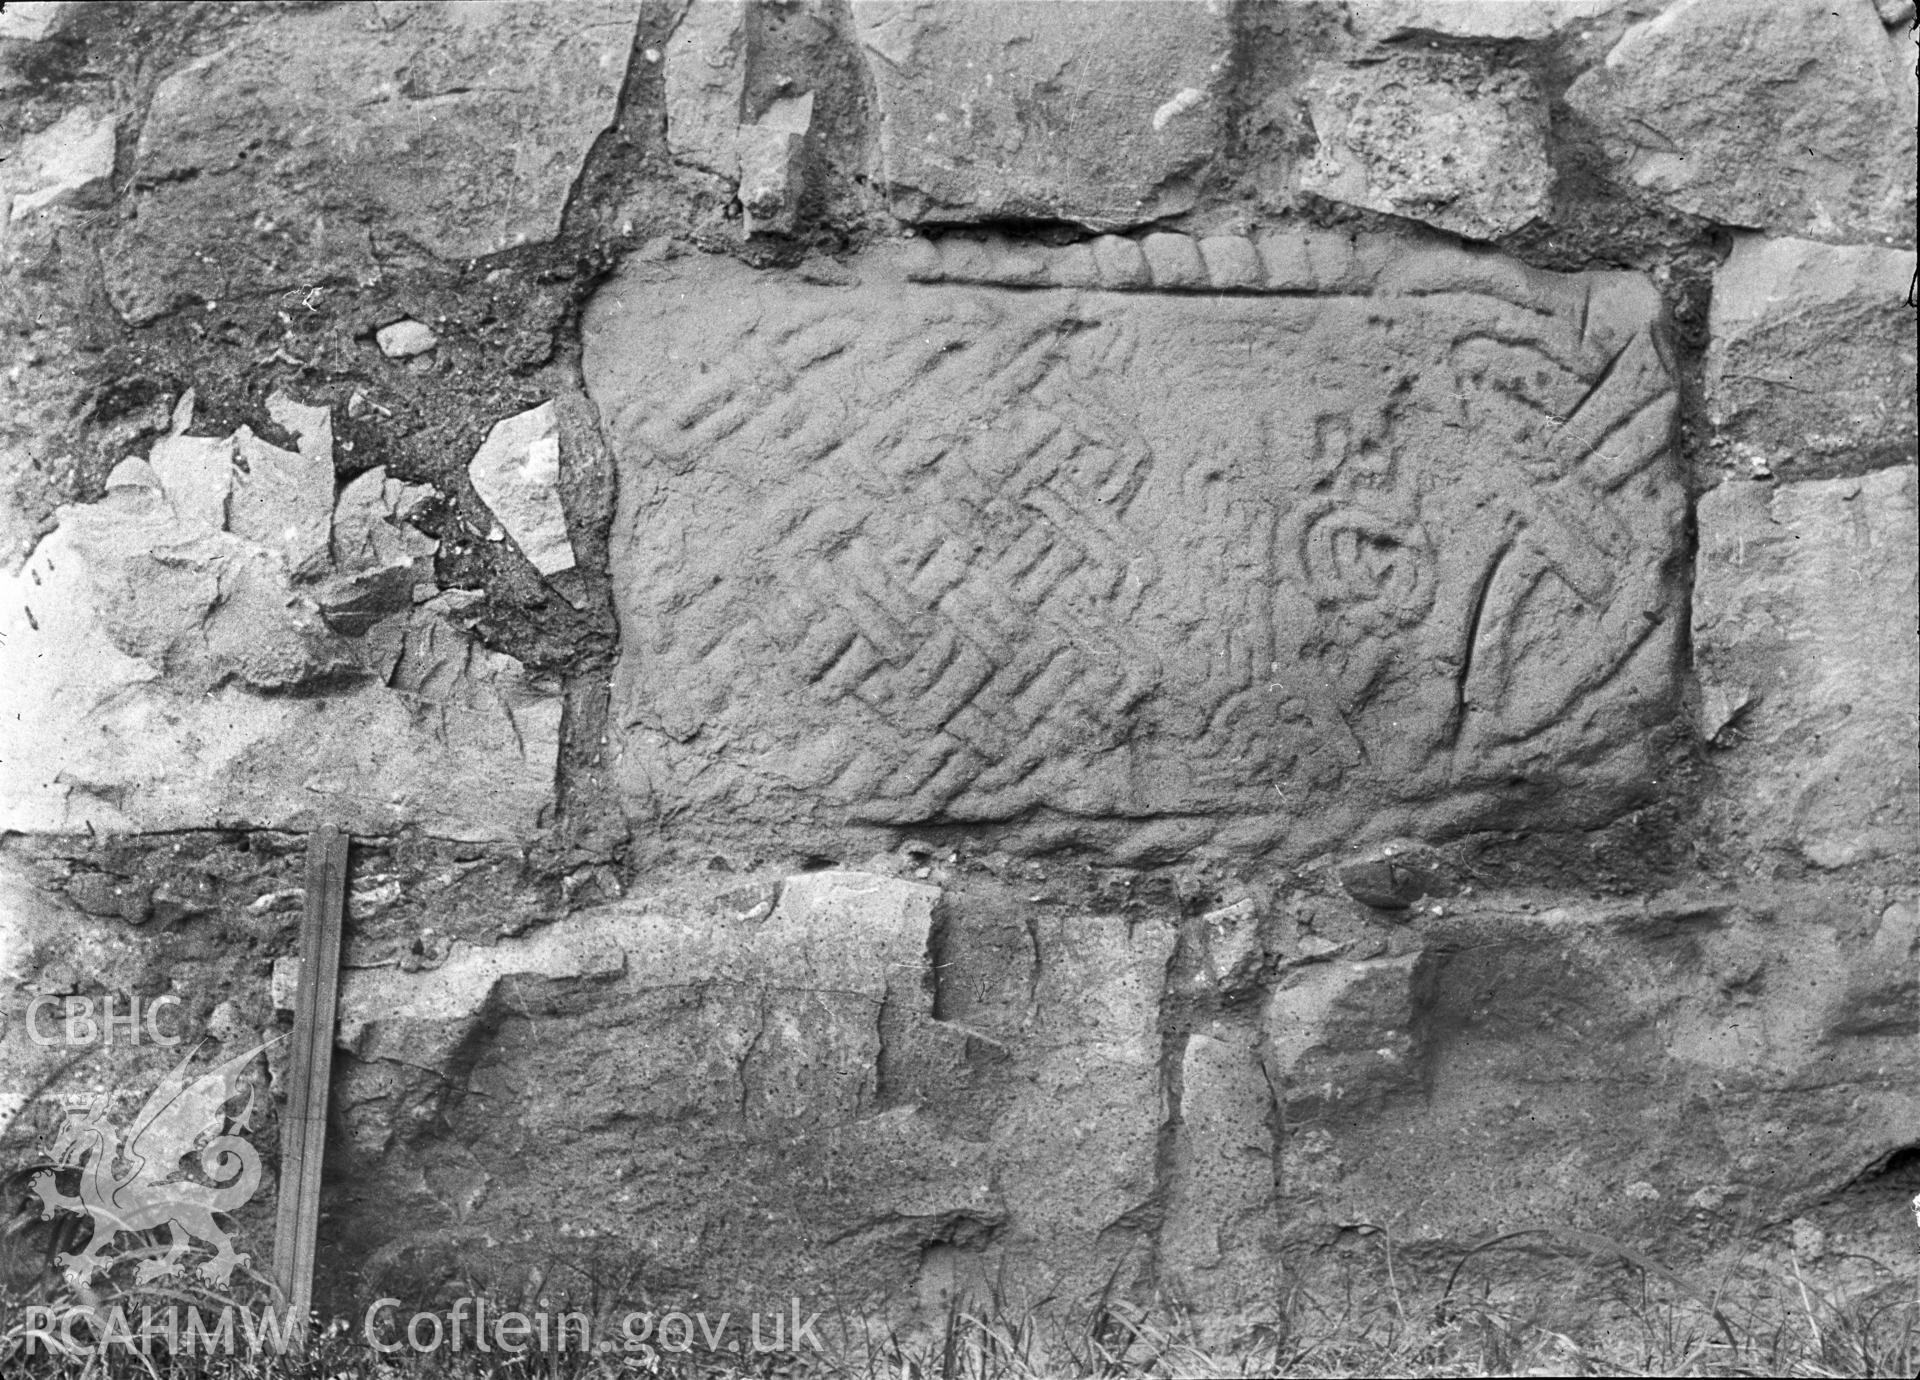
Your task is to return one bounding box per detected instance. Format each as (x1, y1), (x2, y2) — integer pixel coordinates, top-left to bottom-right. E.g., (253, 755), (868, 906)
(1298, 503), (1436, 632)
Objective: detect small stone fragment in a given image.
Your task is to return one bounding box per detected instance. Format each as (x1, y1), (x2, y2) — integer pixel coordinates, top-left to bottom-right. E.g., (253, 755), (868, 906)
(1566, 0), (1916, 241)
(5, 105), (116, 218)
(1195, 897), (1266, 997)
(376, 320), (440, 358)
(64, 871), (131, 918)
(151, 873), (217, 925)
(204, 1001), (247, 1044)
(1707, 237), (1918, 482)
(467, 403), (575, 577)
(736, 92), (813, 236)
(271, 957), (301, 1013)
(229, 425), (333, 577)
(1301, 55), (1553, 241)
(1337, 841), (1459, 911)
(320, 466), (439, 639)
(146, 433), (235, 532)
(737, 127), (804, 236)
(104, 458), (163, 493)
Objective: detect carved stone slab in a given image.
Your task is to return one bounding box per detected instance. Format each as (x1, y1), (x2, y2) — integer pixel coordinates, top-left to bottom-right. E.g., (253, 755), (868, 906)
(584, 234), (1685, 858)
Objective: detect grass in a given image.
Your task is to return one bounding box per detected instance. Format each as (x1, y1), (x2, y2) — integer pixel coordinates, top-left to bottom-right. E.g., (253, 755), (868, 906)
(0, 1238), (1915, 1380)
(2, 1168), (1913, 1380)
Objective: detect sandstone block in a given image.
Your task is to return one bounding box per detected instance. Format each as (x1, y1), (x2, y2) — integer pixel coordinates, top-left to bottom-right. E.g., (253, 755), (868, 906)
(852, 1), (1232, 229)
(584, 239), (1686, 860)
(1693, 468), (1919, 868)
(1707, 236), (1918, 481)
(1301, 55), (1554, 242)
(1567, 0), (1917, 242)
(105, 0), (641, 322)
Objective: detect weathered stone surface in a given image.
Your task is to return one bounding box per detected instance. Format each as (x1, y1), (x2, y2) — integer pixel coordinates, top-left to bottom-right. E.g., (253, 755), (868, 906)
(663, 0), (749, 177)
(1, 105), (114, 219)
(1351, 0), (1619, 41)
(1693, 468), (1919, 868)
(1567, 0), (1917, 242)
(0, 406), (560, 841)
(1302, 56), (1554, 241)
(1707, 237), (1918, 481)
(1261, 892), (1920, 1256)
(852, 1), (1233, 229)
(468, 403), (575, 578)
(104, 0), (641, 322)
(585, 239), (1685, 859)
(320, 871), (1181, 1310)
(979, 912), (1173, 1299)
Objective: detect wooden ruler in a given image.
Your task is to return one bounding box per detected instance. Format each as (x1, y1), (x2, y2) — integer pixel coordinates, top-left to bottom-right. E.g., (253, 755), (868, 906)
(273, 827), (347, 1340)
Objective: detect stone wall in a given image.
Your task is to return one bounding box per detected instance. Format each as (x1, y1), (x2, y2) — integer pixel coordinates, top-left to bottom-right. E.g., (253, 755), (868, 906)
(1, 0), (1914, 1338)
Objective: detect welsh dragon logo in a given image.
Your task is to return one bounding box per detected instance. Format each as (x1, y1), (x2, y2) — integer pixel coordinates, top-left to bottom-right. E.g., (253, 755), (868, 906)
(30, 1038), (276, 1287)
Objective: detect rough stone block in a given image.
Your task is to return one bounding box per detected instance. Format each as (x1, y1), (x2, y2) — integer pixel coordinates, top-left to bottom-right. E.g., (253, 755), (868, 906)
(104, 0), (641, 322)
(1566, 0), (1917, 242)
(852, 1), (1232, 229)
(1301, 55), (1554, 242)
(1707, 236), (1918, 481)
(1261, 893), (1920, 1250)
(1693, 468), (1919, 868)
(584, 238), (1686, 859)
